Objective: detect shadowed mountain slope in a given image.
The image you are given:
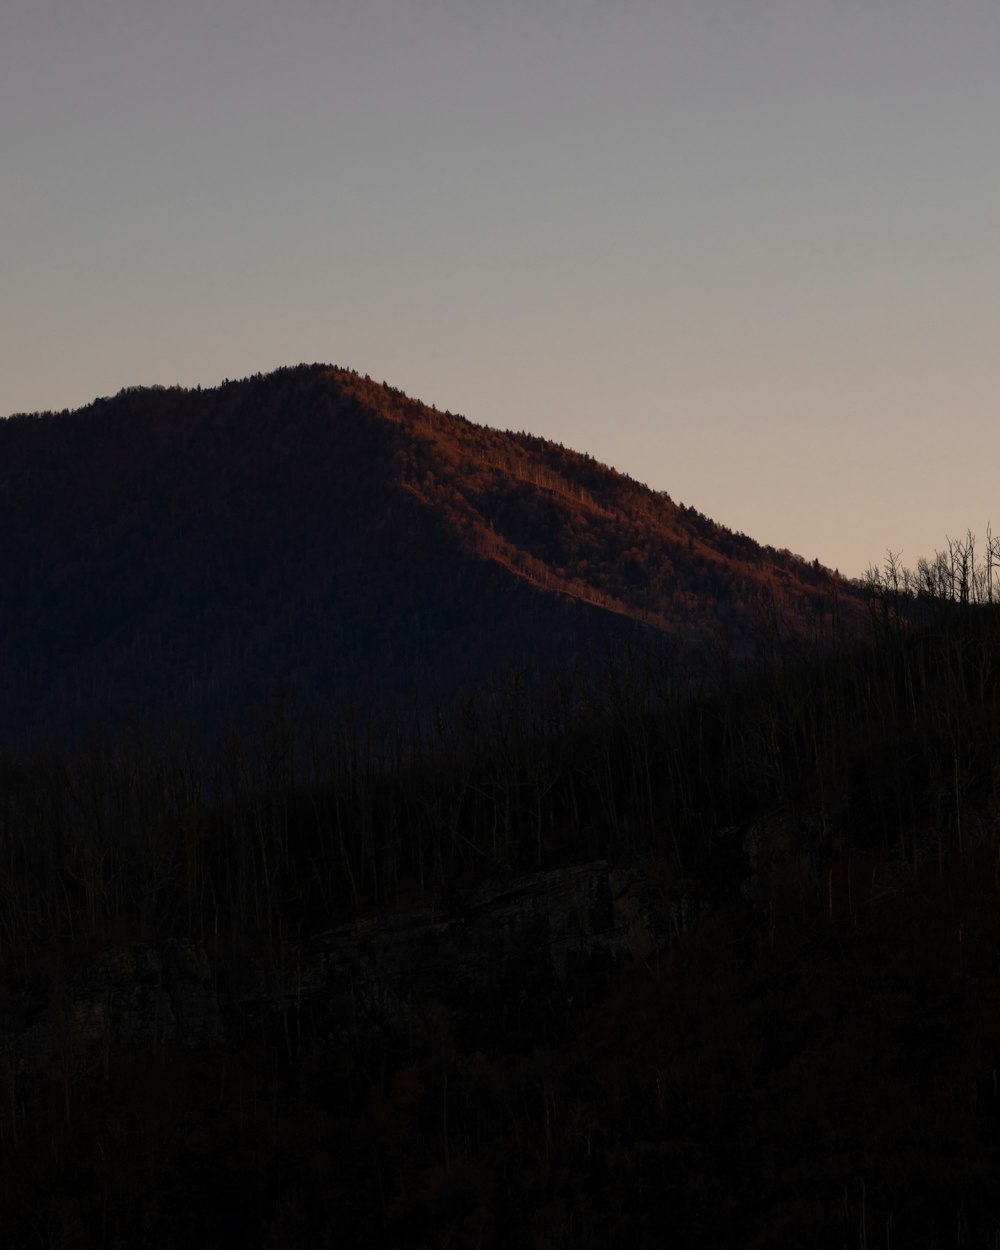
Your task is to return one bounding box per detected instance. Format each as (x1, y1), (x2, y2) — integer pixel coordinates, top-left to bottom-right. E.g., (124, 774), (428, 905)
(0, 364), (860, 743)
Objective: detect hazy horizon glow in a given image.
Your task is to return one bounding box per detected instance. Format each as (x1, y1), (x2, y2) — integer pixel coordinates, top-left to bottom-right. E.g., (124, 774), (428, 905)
(3, 1), (998, 578)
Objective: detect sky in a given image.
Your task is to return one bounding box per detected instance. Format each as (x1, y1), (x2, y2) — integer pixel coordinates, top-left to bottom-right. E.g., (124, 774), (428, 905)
(3, 1), (998, 579)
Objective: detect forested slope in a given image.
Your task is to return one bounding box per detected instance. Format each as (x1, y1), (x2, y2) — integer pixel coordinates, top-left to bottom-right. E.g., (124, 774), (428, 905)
(0, 365), (860, 744)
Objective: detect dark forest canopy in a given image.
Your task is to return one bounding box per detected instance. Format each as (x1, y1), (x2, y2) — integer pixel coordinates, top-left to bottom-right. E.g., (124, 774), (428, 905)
(2, 553), (1000, 1247)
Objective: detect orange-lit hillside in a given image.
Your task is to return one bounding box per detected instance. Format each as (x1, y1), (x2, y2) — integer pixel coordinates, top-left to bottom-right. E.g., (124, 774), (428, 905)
(329, 367), (856, 642)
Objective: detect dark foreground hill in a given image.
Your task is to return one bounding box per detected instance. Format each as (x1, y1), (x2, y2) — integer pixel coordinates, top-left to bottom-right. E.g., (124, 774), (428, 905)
(2, 571), (1000, 1248)
(0, 364), (858, 744)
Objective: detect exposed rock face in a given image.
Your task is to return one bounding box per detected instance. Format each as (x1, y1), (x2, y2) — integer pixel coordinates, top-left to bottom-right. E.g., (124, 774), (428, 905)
(2, 938), (225, 1084)
(163, 939), (225, 1045)
(294, 861), (622, 1039)
(740, 811), (819, 913)
(2, 859), (694, 1078)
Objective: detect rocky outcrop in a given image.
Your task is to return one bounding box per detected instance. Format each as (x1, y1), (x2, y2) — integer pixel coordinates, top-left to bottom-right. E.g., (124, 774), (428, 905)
(2, 939), (225, 1084)
(2, 858), (697, 1080)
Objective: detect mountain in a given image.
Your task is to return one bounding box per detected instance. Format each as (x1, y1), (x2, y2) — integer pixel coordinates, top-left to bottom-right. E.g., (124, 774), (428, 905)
(0, 364), (861, 744)
(8, 365), (999, 1249)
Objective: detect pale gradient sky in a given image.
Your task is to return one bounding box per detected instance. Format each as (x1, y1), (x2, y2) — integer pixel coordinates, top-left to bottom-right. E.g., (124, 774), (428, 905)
(3, 1), (998, 578)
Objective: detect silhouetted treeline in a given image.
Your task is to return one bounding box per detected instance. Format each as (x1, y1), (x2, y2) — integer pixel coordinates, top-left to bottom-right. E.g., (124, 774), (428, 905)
(1, 542), (998, 964)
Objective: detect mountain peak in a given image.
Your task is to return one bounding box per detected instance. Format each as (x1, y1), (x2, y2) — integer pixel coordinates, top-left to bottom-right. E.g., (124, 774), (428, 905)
(0, 365), (861, 743)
